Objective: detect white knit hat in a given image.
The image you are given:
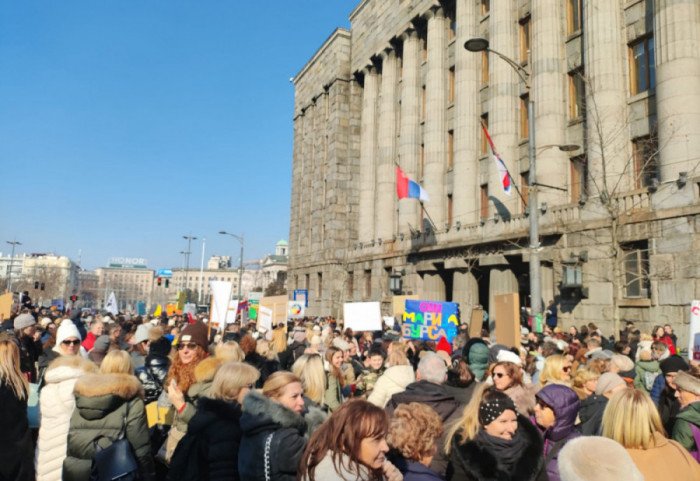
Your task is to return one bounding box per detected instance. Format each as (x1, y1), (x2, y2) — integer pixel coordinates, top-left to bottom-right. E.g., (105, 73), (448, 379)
(558, 436), (643, 481)
(496, 349), (522, 366)
(133, 323), (151, 345)
(56, 321), (82, 345)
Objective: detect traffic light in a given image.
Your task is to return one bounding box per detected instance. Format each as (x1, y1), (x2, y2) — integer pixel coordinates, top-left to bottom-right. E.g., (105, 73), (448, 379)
(165, 279), (169, 288)
(70, 295), (78, 302)
(157, 277), (162, 286)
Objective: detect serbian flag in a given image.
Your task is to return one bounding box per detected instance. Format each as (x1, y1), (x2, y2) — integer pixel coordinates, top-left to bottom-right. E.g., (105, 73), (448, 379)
(482, 124), (512, 196)
(396, 166), (430, 201)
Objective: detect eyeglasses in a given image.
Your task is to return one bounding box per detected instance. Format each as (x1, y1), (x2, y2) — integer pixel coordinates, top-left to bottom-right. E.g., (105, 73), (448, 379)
(177, 343), (198, 351)
(562, 366), (572, 373)
(492, 372), (507, 379)
(62, 339), (80, 346)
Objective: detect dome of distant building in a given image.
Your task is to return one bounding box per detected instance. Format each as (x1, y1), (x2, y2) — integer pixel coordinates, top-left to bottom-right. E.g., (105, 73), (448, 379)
(277, 239), (288, 246)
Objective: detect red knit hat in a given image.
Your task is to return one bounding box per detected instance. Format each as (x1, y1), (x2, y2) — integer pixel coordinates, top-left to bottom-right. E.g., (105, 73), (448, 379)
(437, 336), (452, 355)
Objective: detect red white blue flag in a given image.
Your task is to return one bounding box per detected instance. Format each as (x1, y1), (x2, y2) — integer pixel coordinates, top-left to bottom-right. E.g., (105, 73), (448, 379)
(396, 166), (430, 201)
(482, 124), (512, 196)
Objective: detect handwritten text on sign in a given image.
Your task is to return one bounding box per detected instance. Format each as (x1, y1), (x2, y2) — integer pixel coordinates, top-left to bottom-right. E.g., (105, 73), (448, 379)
(402, 300), (459, 341)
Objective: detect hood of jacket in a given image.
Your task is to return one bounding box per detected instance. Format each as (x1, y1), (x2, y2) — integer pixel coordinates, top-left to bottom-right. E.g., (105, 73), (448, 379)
(465, 340), (489, 380)
(536, 384), (580, 441)
(73, 373), (142, 421)
(188, 396), (242, 434)
(636, 360), (659, 372)
(194, 355), (221, 383)
(44, 355), (95, 384)
(240, 389), (306, 436)
(383, 365), (416, 388)
(676, 400), (700, 425)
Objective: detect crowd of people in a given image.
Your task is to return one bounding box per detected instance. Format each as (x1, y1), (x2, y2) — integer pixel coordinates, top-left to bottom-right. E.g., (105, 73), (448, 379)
(1, 303), (699, 481)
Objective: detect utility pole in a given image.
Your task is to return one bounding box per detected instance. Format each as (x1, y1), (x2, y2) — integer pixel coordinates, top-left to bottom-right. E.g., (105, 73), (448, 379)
(6, 240), (22, 292)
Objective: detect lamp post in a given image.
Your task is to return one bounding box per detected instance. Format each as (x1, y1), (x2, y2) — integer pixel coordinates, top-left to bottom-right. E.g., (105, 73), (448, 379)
(465, 37), (543, 320)
(179, 250), (190, 293)
(182, 235), (197, 297)
(6, 240), (21, 292)
(219, 231), (244, 301)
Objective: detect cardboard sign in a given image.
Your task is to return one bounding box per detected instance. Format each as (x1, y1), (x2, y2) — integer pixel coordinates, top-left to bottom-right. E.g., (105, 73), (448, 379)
(343, 302), (382, 332)
(690, 300), (700, 361)
(402, 300), (459, 341)
(225, 301), (239, 325)
(259, 295), (288, 328)
(493, 293), (520, 348)
(469, 308), (484, 338)
(392, 295), (419, 316)
(0, 292), (13, 320)
(259, 306), (273, 331)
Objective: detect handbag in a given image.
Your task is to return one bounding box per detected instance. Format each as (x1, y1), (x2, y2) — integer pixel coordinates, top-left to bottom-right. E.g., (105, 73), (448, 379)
(90, 400), (139, 481)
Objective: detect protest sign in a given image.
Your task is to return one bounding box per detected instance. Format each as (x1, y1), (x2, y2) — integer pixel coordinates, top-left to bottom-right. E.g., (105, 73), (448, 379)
(402, 300), (459, 341)
(259, 295), (288, 328)
(392, 295), (418, 316)
(344, 302), (382, 331)
(690, 300), (700, 361)
(258, 306), (273, 331)
(210, 281), (233, 327)
(494, 293), (520, 348)
(288, 300), (305, 318)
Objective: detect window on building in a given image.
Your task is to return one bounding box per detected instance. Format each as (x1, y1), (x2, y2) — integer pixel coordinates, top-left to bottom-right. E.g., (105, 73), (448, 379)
(421, 143), (425, 177)
(449, 17), (456, 40)
(364, 269), (372, 299)
(421, 85), (426, 119)
(521, 172), (529, 210)
(520, 95), (529, 139)
(447, 194), (453, 227)
(481, 51), (489, 85)
(305, 273), (310, 290)
(481, 0), (490, 16)
(347, 271), (354, 299)
(632, 135), (659, 188)
(568, 69), (585, 119)
(520, 16), (531, 63)
(629, 36), (655, 95)
(567, 0), (582, 35)
(449, 67), (455, 103)
(570, 155), (588, 202)
(480, 113), (489, 154)
(448, 130), (454, 168)
(480, 184), (489, 219)
(622, 241), (650, 298)
(422, 37), (427, 61)
(317, 272), (322, 299)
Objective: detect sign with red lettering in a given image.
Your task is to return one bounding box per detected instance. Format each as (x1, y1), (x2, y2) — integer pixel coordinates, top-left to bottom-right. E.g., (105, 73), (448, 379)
(402, 300), (459, 342)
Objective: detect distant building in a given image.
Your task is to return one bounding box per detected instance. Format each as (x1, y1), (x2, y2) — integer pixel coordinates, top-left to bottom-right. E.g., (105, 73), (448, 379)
(261, 240), (289, 290)
(77, 270), (99, 308)
(95, 265), (154, 311)
(17, 253), (79, 305)
(207, 255), (232, 270)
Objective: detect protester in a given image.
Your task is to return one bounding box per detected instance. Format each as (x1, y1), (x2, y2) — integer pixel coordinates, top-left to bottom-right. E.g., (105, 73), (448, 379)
(87, 335), (111, 366)
(130, 322), (151, 369)
(652, 325), (676, 355)
(135, 326), (172, 404)
(489, 356), (537, 416)
(298, 399), (403, 481)
(37, 321), (83, 387)
(387, 402), (444, 481)
(650, 354), (688, 434)
(81, 319), (103, 351)
(324, 346), (345, 412)
(538, 354), (573, 388)
(571, 365), (600, 400)
(14, 312), (43, 382)
(670, 367), (700, 454)
(368, 347), (415, 408)
(355, 347), (386, 397)
(0, 338), (34, 481)
(292, 352), (327, 410)
(445, 384), (546, 481)
(602, 388), (700, 479)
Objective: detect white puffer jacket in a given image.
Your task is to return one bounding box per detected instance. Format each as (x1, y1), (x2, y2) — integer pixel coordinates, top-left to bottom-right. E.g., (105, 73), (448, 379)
(36, 356), (95, 481)
(367, 364), (415, 408)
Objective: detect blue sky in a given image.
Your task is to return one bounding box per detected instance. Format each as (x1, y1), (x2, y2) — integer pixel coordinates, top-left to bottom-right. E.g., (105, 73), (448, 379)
(0, 0), (356, 270)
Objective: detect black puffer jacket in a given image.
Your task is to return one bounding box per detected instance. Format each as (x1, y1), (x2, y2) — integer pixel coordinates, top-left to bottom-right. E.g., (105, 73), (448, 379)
(576, 394), (607, 436)
(238, 391), (309, 481)
(0, 384), (34, 481)
(169, 397), (243, 481)
(135, 357), (170, 404)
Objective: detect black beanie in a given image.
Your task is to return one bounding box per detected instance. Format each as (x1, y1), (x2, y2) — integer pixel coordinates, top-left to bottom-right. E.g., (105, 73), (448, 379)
(660, 355), (689, 375)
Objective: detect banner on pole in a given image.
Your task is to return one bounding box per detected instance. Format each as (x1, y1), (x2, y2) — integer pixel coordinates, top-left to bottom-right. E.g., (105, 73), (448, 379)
(402, 300), (459, 342)
(105, 292), (119, 316)
(690, 300), (700, 361)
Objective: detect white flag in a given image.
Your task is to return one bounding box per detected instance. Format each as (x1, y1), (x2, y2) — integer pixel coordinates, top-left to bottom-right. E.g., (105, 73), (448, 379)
(105, 292), (119, 316)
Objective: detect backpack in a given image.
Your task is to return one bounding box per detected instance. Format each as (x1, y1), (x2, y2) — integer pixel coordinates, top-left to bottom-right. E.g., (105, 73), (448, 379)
(90, 400), (139, 481)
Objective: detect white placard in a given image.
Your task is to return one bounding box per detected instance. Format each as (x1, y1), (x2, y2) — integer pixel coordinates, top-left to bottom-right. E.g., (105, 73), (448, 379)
(225, 300), (239, 325)
(105, 292), (119, 316)
(210, 281), (233, 327)
(343, 302), (382, 332)
(690, 300), (700, 361)
(259, 306), (273, 331)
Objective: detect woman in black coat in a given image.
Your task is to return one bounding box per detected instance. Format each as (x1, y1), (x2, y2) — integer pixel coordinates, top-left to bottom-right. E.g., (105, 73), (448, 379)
(445, 385), (547, 481)
(169, 362), (260, 481)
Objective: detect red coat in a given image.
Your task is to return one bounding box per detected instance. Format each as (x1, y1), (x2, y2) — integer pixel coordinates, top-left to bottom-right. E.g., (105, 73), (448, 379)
(655, 334), (677, 355)
(81, 331), (96, 351)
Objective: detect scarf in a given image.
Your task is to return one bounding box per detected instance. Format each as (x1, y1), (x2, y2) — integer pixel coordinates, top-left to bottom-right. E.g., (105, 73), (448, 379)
(475, 426), (527, 474)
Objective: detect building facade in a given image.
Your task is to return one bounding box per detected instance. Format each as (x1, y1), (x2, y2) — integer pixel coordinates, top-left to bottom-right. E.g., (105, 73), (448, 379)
(289, 0), (700, 345)
(95, 266), (154, 311)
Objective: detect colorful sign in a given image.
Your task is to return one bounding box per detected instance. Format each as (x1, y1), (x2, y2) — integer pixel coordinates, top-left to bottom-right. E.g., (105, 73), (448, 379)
(288, 300), (305, 318)
(293, 289), (308, 308)
(402, 300), (459, 341)
(156, 269), (173, 278)
(690, 300), (700, 361)
(51, 298), (64, 311)
(137, 302), (146, 316)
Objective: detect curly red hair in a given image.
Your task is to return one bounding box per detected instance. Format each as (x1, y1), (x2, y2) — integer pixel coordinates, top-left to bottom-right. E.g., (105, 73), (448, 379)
(165, 345), (208, 392)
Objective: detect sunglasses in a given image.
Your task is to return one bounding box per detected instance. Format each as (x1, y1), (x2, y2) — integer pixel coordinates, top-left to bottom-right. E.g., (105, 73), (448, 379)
(492, 372), (507, 379)
(562, 366), (572, 373)
(177, 343), (198, 351)
(62, 339), (80, 346)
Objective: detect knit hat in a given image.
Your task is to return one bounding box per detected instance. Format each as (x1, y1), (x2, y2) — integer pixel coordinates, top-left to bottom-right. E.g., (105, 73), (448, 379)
(589, 349), (613, 360)
(610, 354), (634, 372)
(660, 355), (690, 375)
(437, 337), (452, 355)
(293, 330), (307, 344)
(14, 313), (36, 330)
(595, 372), (626, 396)
(40, 317), (53, 328)
(56, 321), (82, 345)
(133, 323), (151, 345)
(178, 321), (208, 349)
(93, 335), (111, 352)
(496, 349), (522, 366)
(674, 371), (700, 396)
(558, 436), (644, 481)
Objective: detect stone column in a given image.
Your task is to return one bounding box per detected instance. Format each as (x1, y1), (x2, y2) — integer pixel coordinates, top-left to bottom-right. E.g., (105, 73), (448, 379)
(583, 0), (632, 195)
(423, 272), (446, 301)
(489, 2), (519, 216)
(359, 66), (379, 243)
(376, 49), (399, 240)
(398, 30), (422, 232)
(655, 0), (700, 181)
(488, 267), (518, 331)
(532, 0), (568, 207)
(423, 8), (449, 228)
(301, 103), (315, 257)
(453, 270), (479, 321)
(290, 113), (304, 261)
(311, 93), (327, 254)
(453, 0), (479, 225)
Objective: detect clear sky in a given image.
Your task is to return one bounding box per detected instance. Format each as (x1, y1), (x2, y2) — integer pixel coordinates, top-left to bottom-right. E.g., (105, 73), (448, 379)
(0, 0), (357, 270)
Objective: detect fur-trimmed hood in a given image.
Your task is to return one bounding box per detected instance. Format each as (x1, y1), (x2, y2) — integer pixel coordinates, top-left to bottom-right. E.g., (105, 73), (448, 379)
(194, 356), (221, 383)
(44, 355), (96, 384)
(240, 390), (306, 436)
(73, 373), (142, 421)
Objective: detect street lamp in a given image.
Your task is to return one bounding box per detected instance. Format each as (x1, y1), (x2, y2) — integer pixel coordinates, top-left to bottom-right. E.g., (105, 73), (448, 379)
(464, 37), (543, 320)
(182, 235), (197, 297)
(219, 231), (244, 301)
(179, 250), (190, 293)
(6, 240), (21, 292)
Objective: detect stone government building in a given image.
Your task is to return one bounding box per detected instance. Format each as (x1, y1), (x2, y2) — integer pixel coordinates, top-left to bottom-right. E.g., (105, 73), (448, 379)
(288, 0), (700, 345)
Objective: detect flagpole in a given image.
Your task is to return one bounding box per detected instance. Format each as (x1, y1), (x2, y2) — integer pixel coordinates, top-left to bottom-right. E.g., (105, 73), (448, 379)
(480, 119), (528, 209)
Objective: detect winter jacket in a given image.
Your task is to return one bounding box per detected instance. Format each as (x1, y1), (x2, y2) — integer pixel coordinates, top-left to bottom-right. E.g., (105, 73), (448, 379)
(135, 355), (170, 404)
(536, 384), (580, 481)
(17, 333), (43, 382)
(672, 400), (700, 452)
(279, 341), (306, 370)
(626, 432), (700, 480)
(654, 335), (677, 355)
(171, 355), (219, 435)
(355, 366), (385, 396)
(464, 339), (489, 381)
(324, 372), (343, 412)
(368, 364), (415, 408)
(62, 373), (155, 481)
(36, 356), (94, 481)
(245, 352), (279, 388)
(576, 394), (607, 435)
(303, 451), (374, 481)
(0, 383), (34, 481)
(81, 331), (97, 351)
(447, 416), (547, 481)
(633, 360), (660, 392)
(386, 381), (465, 476)
(656, 383), (681, 435)
(238, 390), (310, 481)
(393, 456), (444, 481)
(169, 397), (243, 481)
(505, 384), (538, 416)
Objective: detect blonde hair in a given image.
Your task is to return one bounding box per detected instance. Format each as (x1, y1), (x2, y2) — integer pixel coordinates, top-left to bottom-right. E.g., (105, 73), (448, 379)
(0, 339), (29, 400)
(387, 349), (409, 367)
(445, 383), (490, 453)
(256, 339), (277, 361)
(539, 354), (571, 388)
(271, 327), (287, 353)
(262, 371), (302, 400)
(210, 362), (260, 402)
(388, 402), (444, 461)
(292, 353), (327, 405)
(572, 366), (601, 399)
(100, 350), (134, 374)
(602, 388), (666, 449)
(215, 341), (245, 362)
